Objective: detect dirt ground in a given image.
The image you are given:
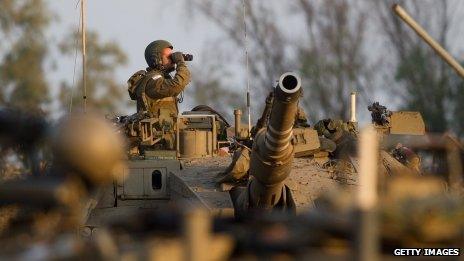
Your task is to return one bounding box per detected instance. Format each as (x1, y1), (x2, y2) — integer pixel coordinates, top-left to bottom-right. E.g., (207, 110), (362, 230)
(182, 156), (358, 213)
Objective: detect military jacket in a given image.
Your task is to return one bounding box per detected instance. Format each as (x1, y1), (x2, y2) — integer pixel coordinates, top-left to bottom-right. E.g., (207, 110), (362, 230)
(131, 61), (191, 117)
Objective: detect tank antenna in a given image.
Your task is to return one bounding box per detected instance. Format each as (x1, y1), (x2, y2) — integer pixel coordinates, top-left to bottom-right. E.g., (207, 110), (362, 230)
(350, 91), (357, 123)
(242, 0), (251, 135)
(68, 0), (82, 113)
(81, 0), (87, 113)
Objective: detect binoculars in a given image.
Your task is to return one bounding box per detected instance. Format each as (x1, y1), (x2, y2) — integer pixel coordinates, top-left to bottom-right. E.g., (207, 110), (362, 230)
(182, 53), (193, 61)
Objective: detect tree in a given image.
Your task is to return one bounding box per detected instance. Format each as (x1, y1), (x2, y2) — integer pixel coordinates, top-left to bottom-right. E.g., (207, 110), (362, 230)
(0, 0), (52, 112)
(296, 0), (373, 120)
(185, 0), (289, 121)
(373, 0), (463, 134)
(0, 0), (53, 182)
(189, 0), (289, 96)
(187, 0), (372, 122)
(59, 31), (128, 114)
(451, 77), (464, 136)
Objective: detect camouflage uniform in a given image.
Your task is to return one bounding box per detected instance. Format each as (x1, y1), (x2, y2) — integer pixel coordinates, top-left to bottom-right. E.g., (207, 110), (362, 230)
(294, 106), (311, 128)
(128, 40), (191, 118)
(126, 40), (191, 149)
(314, 119), (358, 158)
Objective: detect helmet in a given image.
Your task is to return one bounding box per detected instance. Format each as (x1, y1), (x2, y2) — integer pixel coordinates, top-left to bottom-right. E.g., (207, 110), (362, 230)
(144, 40), (173, 69)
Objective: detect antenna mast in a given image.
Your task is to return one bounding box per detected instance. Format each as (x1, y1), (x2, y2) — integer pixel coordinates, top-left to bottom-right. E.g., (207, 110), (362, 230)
(81, 0), (87, 113)
(242, 0), (251, 135)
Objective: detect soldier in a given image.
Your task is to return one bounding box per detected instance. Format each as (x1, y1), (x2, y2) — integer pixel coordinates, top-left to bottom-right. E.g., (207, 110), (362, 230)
(128, 40), (191, 118)
(294, 106), (311, 128)
(126, 40), (191, 150)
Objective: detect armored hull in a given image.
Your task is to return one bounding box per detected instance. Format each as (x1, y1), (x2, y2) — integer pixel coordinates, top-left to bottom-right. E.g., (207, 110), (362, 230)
(86, 71), (355, 226)
(86, 155), (356, 228)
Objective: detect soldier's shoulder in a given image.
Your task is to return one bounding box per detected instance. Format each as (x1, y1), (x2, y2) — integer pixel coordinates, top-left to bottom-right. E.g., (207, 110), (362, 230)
(127, 70), (148, 99)
(145, 69), (164, 80)
(127, 70), (147, 86)
(145, 70), (165, 87)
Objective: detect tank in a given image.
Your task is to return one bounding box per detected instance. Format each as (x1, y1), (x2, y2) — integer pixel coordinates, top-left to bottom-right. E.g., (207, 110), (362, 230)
(86, 68), (440, 230)
(0, 68), (462, 261)
(2, 2), (464, 258)
(0, 83), (463, 260)
(85, 72), (325, 228)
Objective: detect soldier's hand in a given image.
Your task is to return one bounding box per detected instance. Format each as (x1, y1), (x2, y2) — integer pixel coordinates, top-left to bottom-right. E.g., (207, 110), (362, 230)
(171, 52), (185, 64)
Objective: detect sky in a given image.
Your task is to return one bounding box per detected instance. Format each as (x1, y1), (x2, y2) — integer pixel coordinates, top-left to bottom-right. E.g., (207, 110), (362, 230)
(46, 0), (372, 121)
(45, 0), (464, 123)
(47, 0), (226, 115)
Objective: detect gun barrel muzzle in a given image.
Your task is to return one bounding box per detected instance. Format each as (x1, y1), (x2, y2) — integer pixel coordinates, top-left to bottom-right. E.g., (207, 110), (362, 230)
(264, 72), (302, 158)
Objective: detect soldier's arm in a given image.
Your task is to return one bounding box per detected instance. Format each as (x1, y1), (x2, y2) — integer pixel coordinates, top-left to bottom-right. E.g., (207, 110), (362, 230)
(145, 62), (191, 99)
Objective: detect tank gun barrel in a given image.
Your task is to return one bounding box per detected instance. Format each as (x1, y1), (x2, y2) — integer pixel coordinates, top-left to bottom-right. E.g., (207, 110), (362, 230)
(393, 4), (464, 79)
(247, 72), (301, 209)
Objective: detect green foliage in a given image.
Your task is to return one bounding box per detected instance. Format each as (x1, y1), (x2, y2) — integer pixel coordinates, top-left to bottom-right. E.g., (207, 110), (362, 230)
(0, 0), (52, 111)
(448, 64), (464, 137)
(374, 0), (463, 136)
(59, 31), (128, 114)
(394, 47), (450, 132)
(394, 47), (464, 135)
